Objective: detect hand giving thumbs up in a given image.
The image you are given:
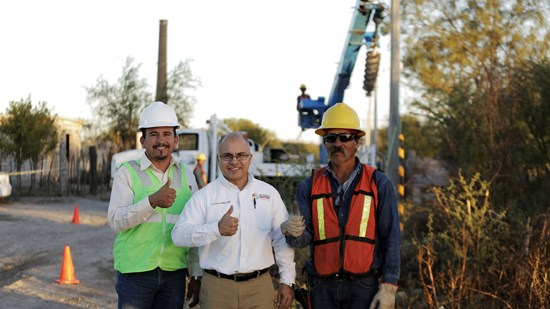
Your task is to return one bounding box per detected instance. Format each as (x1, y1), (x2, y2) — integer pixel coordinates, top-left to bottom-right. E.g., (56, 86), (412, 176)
(218, 205), (239, 236)
(148, 177), (177, 209)
(281, 201), (306, 237)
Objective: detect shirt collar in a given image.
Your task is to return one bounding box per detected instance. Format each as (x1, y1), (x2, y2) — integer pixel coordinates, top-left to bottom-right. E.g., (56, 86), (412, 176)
(139, 152), (178, 173)
(220, 172), (254, 191)
(324, 157), (362, 185)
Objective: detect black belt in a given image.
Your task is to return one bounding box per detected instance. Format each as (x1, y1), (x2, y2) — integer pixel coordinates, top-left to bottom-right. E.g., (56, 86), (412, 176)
(203, 267), (270, 282)
(331, 269), (380, 282)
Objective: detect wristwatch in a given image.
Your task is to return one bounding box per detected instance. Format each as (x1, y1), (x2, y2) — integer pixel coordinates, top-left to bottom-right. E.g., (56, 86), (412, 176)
(283, 282), (295, 289)
(191, 276), (202, 282)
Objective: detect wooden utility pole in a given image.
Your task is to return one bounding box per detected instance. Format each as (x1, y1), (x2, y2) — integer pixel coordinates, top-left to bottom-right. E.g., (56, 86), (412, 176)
(156, 20), (168, 103)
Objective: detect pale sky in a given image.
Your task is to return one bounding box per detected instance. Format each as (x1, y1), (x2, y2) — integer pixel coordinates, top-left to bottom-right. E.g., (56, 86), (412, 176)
(0, 0), (400, 144)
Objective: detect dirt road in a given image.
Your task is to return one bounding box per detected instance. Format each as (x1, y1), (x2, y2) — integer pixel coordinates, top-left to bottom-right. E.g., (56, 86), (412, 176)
(0, 196), (118, 308)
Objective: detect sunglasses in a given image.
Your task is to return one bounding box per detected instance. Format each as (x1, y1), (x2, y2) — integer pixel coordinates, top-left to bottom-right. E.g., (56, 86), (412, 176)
(324, 133), (357, 143)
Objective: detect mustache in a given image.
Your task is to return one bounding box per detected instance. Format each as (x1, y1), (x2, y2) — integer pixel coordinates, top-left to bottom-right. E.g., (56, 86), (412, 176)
(329, 146), (347, 156)
(153, 143), (170, 148)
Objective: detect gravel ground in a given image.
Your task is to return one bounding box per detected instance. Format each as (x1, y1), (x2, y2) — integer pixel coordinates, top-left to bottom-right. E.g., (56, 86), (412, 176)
(0, 196), (118, 308)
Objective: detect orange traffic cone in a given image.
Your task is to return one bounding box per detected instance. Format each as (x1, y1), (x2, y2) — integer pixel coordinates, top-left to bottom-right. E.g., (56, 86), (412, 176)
(71, 205), (80, 224)
(55, 246), (81, 284)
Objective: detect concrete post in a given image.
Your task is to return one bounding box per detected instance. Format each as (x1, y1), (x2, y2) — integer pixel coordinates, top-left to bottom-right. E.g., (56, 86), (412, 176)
(388, 0), (401, 198)
(156, 20), (168, 103)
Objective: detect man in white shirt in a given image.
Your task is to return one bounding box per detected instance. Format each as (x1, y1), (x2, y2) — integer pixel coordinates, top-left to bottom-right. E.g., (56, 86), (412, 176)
(172, 132), (296, 309)
(108, 101), (202, 309)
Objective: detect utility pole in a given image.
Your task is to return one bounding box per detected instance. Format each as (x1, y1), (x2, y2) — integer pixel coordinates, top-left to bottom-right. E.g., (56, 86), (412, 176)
(374, 83), (378, 161)
(388, 0), (401, 198)
(156, 20), (168, 103)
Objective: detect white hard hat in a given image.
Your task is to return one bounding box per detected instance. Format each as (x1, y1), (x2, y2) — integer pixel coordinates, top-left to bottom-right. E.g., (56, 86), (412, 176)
(138, 101), (181, 130)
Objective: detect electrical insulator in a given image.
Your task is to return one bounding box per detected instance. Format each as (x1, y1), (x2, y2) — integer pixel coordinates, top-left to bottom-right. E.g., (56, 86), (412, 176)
(373, 7), (384, 24)
(363, 49), (380, 96)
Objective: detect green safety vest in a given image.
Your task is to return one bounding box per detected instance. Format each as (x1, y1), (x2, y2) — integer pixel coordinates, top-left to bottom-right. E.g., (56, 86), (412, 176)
(113, 159), (192, 273)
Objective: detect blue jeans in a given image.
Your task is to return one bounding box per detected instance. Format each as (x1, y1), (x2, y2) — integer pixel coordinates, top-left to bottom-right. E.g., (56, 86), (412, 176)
(310, 276), (380, 309)
(116, 268), (187, 309)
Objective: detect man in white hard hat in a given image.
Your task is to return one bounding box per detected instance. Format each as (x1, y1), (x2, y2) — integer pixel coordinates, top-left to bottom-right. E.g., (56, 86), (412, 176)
(193, 153), (208, 189)
(108, 101), (202, 309)
(172, 132), (296, 309)
(282, 103), (401, 309)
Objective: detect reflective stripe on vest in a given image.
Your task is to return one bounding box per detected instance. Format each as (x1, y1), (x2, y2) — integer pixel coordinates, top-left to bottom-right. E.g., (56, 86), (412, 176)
(316, 198), (326, 240)
(113, 159), (192, 273)
(311, 164), (379, 276)
(128, 160), (184, 190)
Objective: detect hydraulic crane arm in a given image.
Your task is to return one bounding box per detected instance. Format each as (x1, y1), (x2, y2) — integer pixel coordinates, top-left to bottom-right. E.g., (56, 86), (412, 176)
(298, 0), (384, 131)
(297, 0), (386, 163)
(328, 1), (377, 106)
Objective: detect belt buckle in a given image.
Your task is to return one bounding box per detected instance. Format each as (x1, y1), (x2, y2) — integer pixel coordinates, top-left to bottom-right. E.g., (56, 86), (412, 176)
(233, 272), (247, 281)
(333, 274), (347, 282)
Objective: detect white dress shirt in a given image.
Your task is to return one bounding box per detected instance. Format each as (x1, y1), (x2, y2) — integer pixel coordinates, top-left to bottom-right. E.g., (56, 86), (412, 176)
(172, 173), (296, 284)
(108, 152), (201, 276)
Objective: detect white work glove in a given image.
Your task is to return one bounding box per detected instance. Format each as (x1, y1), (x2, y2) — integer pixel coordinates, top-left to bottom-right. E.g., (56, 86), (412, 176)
(281, 201), (306, 237)
(369, 283), (398, 309)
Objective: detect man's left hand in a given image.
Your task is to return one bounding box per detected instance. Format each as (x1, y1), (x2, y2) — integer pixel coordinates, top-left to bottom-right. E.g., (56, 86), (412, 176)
(186, 278), (201, 308)
(276, 283), (292, 309)
(369, 283), (397, 309)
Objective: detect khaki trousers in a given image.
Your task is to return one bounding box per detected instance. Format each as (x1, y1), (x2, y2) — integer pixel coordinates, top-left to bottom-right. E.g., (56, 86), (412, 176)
(200, 271), (275, 309)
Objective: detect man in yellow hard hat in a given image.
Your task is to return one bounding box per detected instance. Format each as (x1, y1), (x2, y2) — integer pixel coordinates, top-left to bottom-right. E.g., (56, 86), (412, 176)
(282, 103), (401, 309)
(108, 101), (202, 308)
(193, 153), (208, 190)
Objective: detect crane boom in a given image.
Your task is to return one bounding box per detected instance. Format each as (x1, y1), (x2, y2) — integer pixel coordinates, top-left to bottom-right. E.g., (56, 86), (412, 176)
(328, 1), (376, 106)
(297, 0), (385, 163)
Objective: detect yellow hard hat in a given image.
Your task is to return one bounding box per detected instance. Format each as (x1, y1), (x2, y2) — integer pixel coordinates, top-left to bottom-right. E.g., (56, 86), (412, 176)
(197, 153), (206, 161)
(300, 84), (306, 90)
(315, 103), (366, 137)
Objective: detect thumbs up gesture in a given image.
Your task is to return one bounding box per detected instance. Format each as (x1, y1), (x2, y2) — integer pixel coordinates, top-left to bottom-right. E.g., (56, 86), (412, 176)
(281, 201), (306, 237)
(218, 205), (239, 236)
(148, 177), (177, 209)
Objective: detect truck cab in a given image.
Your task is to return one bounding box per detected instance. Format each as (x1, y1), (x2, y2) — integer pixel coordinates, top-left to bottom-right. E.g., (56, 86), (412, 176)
(172, 128), (210, 179)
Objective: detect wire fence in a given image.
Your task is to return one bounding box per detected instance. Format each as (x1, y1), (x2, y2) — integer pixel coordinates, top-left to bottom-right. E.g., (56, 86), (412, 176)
(2, 141), (114, 197)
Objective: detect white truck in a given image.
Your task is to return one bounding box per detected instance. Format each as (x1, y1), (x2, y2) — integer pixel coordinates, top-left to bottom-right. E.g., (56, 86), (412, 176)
(110, 114), (314, 187)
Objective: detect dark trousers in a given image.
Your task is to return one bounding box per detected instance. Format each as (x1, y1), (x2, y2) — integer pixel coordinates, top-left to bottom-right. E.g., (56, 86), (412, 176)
(116, 268), (187, 309)
(310, 276), (379, 309)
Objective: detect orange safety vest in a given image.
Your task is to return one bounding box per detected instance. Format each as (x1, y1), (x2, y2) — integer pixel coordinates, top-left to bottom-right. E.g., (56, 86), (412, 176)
(311, 164), (379, 276)
(194, 165), (207, 186)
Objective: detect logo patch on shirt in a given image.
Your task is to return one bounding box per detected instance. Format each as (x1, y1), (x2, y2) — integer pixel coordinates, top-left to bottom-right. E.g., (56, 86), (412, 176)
(252, 193), (270, 201)
(189, 185), (193, 191)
